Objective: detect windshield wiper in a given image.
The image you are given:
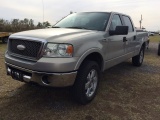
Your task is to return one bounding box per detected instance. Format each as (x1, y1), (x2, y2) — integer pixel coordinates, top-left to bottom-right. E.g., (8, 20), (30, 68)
(65, 26), (88, 30)
(52, 26), (61, 28)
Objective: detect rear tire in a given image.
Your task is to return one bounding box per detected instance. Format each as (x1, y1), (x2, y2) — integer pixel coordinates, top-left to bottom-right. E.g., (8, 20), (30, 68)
(132, 47), (144, 66)
(158, 43), (160, 56)
(72, 61), (100, 105)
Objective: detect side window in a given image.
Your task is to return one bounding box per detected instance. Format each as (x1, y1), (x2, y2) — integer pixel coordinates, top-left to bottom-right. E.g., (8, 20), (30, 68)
(109, 14), (122, 31)
(122, 16), (134, 32)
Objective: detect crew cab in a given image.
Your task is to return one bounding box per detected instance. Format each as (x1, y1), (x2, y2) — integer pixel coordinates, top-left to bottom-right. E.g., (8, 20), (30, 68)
(5, 12), (148, 104)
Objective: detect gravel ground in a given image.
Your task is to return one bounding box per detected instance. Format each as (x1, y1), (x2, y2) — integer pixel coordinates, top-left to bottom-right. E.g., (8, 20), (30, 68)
(0, 41), (160, 120)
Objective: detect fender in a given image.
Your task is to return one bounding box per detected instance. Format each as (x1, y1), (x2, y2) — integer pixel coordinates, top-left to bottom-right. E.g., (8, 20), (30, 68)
(135, 36), (147, 56)
(74, 48), (105, 70)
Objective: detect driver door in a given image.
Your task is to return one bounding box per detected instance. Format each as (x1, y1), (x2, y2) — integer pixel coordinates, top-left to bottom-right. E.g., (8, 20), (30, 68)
(105, 14), (126, 61)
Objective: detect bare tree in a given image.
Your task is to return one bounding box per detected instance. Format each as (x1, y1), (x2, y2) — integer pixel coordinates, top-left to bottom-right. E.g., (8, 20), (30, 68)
(43, 21), (51, 27)
(0, 18), (51, 32)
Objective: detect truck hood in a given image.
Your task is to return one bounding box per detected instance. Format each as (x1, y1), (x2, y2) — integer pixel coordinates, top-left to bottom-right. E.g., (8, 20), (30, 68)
(10, 28), (98, 43)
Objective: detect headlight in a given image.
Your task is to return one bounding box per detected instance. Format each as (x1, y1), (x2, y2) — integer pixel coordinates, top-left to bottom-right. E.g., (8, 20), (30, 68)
(43, 43), (73, 57)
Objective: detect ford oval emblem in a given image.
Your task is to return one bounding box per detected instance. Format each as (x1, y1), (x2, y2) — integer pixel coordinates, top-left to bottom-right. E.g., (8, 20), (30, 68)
(17, 45), (26, 50)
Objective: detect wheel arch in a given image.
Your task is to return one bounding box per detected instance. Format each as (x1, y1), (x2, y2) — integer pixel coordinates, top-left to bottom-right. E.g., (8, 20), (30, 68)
(74, 48), (104, 71)
(142, 42), (146, 50)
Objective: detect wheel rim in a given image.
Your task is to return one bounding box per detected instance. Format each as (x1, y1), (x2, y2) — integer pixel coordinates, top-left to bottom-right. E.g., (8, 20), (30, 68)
(85, 69), (98, 98)
(140, 50), (144, 63)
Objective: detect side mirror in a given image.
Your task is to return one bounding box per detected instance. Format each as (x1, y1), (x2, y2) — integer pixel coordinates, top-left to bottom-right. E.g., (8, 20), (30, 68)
(109, 26), (128, 35)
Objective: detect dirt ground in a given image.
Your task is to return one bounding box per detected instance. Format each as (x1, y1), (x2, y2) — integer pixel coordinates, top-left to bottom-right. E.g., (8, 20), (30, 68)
(0, 37), (160, 120)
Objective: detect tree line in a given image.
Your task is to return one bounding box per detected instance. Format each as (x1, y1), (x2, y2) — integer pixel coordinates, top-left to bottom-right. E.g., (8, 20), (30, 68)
(0, 18), (51, 32)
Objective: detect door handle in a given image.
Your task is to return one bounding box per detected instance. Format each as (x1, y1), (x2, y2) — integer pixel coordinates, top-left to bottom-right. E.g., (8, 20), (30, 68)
(123, 37), (127, 42)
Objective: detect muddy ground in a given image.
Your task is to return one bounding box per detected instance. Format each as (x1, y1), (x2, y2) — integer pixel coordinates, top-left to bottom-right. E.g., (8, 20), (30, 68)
(0, 38), (160, 120)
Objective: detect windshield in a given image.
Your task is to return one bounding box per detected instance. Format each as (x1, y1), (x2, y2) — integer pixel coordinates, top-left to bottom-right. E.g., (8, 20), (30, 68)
(54, 12), (110, 31)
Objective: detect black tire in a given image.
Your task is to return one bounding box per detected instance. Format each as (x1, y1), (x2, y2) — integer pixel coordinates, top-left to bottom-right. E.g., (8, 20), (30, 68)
(2, 37), (8, 43)
(72, 60), (100, 104)
(158, 43), (160, 56)
(132, 47), (144, 67)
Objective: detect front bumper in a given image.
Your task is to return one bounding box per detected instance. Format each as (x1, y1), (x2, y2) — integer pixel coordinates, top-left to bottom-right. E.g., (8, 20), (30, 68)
(5, 52), (79, 72)
(6, 62), (77, 87)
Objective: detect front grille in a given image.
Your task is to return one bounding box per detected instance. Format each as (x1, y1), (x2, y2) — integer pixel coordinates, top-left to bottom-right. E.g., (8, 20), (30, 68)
(9, 39), (42, 59)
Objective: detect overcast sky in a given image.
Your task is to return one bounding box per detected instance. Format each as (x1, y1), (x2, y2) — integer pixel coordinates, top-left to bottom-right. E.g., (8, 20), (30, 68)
(0, 0), (160, 31)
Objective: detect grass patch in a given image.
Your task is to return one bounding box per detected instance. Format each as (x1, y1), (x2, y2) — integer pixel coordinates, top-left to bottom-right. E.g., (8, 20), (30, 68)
(0, 42), (7, 53)
(149, 35), (160, 42)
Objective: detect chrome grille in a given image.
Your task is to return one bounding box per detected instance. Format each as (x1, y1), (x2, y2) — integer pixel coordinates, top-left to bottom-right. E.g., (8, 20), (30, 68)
(9, 39), (42, 59)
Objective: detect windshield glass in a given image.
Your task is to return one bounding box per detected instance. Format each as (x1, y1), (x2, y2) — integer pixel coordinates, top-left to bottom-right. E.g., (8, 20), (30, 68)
(54, 12), (110, 31)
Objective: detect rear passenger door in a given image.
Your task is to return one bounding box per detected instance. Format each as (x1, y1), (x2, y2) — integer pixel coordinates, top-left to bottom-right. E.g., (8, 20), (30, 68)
(122, 15), (136, 55)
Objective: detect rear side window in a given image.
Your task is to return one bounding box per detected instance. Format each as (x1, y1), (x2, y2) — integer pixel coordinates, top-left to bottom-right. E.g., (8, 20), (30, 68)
(109, 14), (122, 31)
(122, 16), (134, 32)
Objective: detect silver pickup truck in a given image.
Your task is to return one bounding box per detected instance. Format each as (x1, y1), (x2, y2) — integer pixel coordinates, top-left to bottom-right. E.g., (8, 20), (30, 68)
(5, 12), (148, 104)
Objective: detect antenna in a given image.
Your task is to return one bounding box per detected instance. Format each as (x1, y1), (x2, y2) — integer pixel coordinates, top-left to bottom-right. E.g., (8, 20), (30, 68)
(139, 14), (143, 29)
(42, 0), (44, 26)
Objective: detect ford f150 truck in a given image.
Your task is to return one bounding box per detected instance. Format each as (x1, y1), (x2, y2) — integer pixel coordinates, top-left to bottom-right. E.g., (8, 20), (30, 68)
(5, 12), (148, 104)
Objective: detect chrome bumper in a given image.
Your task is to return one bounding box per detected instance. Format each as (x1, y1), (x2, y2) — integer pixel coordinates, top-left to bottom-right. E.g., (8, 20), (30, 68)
(6, 62), (77, 87)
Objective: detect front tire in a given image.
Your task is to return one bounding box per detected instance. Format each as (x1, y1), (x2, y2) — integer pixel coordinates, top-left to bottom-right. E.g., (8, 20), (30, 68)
(72, 61), (100, 104)
(132, 47), (144, 66)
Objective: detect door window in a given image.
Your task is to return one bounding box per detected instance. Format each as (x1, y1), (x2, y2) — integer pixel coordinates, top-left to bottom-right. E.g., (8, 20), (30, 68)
(122, 16), (134, 32)
(109, 14), (122, 31)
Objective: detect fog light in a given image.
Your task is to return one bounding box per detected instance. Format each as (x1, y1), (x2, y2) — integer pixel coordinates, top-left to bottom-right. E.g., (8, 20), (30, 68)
(42, 75), (50, 85)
